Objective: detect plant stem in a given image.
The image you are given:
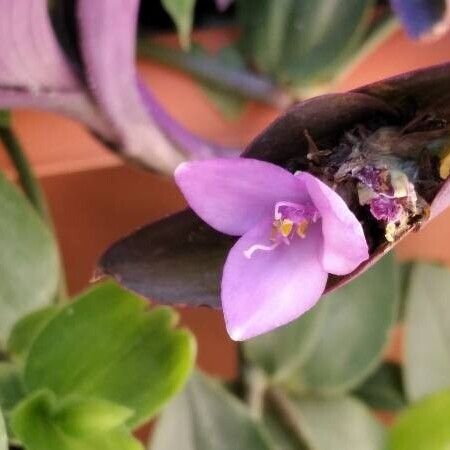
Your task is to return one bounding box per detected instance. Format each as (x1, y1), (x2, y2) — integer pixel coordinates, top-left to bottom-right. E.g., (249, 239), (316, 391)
(0, 118), (68, 304)
(137, 39), (293, 109)
(245, 367), (267, 420)
(398, 261), (414, 320)
(400, 262), (414, 300)
(266, 386), (309, 448)
(0, 127), (50, 220)
(0, 349), (10, 362)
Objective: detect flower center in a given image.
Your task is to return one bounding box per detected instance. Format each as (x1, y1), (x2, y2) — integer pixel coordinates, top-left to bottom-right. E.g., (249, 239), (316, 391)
(244, 201), (319, 259)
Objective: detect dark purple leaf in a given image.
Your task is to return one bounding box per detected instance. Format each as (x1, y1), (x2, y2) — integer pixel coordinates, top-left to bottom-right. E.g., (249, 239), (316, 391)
(0, 0), (234, 173)
(244, 92), (399, 164)
(97, 211), (234, 308)
(98, 63), (450, 307)
(77, 0), (185, 172)
(138, 81), (237, 159)
(215, 0), (234, 11)
(0, 0), (112, 138)
(77, 0), (236, 172)
(0, 0), (76, 90)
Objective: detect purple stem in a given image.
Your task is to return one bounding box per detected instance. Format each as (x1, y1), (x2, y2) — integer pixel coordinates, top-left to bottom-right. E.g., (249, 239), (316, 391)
(138, 80), (240, 159)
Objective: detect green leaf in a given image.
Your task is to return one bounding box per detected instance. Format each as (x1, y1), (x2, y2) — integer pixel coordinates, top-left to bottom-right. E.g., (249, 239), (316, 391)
(388, 389), (450, 450)
(7, 306), (61, 363)
(354, 362), (406, 411)
(295, 255), (400, 394)
(237, 0), (375, 88)
(161, 0), (196, 50)
(11, 390), (143, 450)
(243, 301), (325, 381)
(404, 263), (450, 402)
(151, 372), (273, 450)
(0, 173), (59, 347)
(0, 363), (25, 412)
(192, 45), (247, 119)
(0, 111), (10, 128)
(54, 397), (133, 436)
(0, 407), (6, 450)
(23, 282), (196, 428)
(263, 411), (308, 450)
(290, 396), (386, 450)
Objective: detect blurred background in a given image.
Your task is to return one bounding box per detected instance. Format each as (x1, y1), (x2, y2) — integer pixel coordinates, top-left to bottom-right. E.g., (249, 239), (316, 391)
(1, 1), (450, 384)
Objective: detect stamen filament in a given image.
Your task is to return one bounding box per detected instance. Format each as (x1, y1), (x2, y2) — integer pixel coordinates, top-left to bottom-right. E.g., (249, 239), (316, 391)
(274, 201), (303, 220)
(244, 242), (280, 259)
(243, 199), (319, 259)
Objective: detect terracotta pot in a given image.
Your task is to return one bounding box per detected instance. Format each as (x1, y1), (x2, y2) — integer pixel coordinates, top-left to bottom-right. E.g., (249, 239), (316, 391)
(1, 27), (449, 386)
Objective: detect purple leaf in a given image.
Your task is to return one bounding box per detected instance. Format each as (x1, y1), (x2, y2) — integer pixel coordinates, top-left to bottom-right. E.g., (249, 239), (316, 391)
(138, 82), (237, 159)
(0, 0), (112, 137)
(215, 0), (234, 11)
(77, 0), (184, 172)
(77, 0), (236, 172)
(96, 210), (233, 308)
(0, 0), (234, 172)
(0, 0), (75, 89)
(245, 93), (399, 164)
(98, 63), (450, 315)
(390, 0), (450, 40)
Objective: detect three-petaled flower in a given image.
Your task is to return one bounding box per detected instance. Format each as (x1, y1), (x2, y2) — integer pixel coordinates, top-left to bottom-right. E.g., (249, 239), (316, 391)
(175, 158), (369, 340)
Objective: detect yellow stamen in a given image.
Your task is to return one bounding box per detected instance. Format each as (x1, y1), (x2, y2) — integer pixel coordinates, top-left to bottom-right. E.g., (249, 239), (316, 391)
(279, 219), (294, 238)
(440, 146), (450, 179)
(385, 222), (396, 243)
(271, 220), (281, 241)
(297, 220), (309, 238)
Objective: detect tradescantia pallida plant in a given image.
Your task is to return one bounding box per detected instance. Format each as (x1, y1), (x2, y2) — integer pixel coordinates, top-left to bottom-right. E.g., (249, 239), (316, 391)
(99, 63), (450, 336)
(1, 1), (450, 449)
(97, 63), (450, 450)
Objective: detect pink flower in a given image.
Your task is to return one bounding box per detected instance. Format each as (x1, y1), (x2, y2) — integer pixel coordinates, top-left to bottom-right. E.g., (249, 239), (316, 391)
(175, 158), (369, 340)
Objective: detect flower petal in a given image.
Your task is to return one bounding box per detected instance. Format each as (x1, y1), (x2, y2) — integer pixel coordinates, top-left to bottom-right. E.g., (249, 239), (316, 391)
(175, 158), (307, 236)
(297, 172), (369, 275)
(222, 220), (328, 340)
(390, 0), (449, 40)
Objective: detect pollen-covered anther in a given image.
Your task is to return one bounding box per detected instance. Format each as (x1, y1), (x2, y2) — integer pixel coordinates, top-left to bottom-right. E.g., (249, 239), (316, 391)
(440, 147), (450, 180)
(297, 220), (309, 238)
(278, 219), (294, 238)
